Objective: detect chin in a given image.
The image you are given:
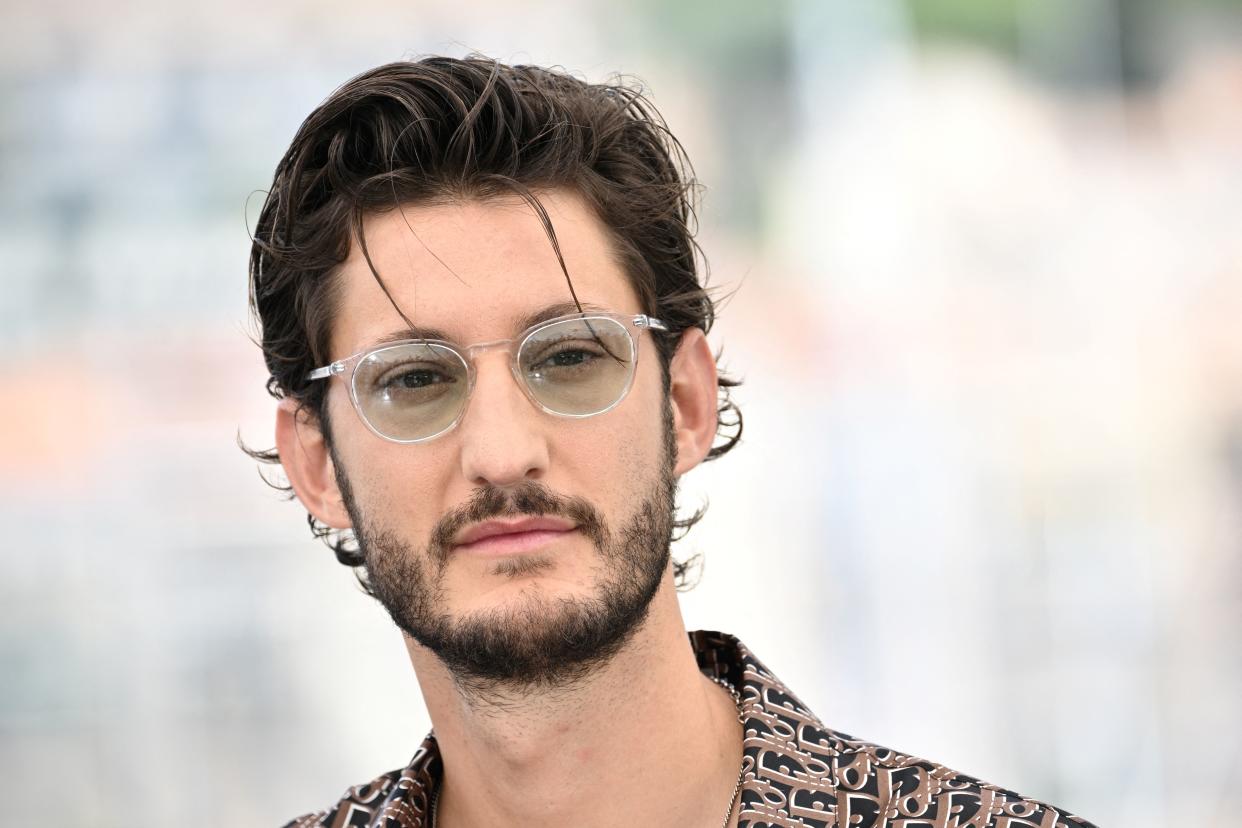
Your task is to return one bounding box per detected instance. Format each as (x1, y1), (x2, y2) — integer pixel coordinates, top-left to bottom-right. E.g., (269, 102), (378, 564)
(392, 553), (664, 691)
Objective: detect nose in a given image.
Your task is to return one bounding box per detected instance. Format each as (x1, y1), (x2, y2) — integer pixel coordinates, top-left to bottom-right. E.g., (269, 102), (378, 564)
(456, 351), (550, 488)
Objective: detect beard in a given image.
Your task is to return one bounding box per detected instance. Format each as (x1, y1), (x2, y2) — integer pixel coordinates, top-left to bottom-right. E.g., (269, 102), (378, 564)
(332, 418), (677, 697)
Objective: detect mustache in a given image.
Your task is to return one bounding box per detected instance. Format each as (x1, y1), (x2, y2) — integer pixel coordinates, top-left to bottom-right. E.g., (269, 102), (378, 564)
(428, 481), (607, 565)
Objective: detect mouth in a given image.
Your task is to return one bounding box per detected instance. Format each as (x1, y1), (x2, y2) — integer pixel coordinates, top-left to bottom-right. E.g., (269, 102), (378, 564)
(452, 516), (578, 556)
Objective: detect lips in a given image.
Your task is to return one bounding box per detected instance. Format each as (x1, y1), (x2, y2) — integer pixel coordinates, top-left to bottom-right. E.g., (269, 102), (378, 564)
(452, 516), (577, 553)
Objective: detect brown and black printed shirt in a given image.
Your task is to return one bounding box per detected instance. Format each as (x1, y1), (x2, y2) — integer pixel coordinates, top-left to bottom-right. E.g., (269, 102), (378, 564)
(282, 630), (1098, 827)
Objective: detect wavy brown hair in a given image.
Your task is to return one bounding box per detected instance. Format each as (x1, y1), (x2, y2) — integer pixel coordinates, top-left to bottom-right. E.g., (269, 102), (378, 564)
(246, 56), (742, 586)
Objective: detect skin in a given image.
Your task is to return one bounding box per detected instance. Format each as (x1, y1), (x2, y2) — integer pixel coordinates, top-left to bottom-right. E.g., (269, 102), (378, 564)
(276, 190), (743, 827)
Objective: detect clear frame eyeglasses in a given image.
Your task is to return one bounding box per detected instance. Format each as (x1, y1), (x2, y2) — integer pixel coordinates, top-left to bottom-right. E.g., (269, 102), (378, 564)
(306, 312), (669, 444)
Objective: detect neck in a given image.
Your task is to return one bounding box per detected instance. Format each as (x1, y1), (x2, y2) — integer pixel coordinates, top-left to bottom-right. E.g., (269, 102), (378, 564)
(405, 569), (743, 828)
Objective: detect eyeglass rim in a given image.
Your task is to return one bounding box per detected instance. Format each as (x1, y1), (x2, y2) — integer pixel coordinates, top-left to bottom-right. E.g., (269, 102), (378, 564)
(305, 312), (670, 445)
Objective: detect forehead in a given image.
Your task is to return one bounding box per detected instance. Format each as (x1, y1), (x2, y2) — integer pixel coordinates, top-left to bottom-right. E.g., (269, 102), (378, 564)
(328, 190), (640, 357)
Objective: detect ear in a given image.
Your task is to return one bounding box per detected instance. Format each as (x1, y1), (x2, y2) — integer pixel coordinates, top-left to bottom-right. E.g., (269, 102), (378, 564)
(667, 327), (719, 477)
(274, 397), (352, 529)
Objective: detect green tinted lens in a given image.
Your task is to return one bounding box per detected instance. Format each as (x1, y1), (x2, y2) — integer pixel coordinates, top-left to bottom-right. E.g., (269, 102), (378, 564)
(352, 342), (468, 441)
(519, 317), (636, 415)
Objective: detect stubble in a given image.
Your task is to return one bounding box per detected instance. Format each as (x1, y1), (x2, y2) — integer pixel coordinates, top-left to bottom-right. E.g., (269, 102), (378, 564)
(333, 420), (677, 699)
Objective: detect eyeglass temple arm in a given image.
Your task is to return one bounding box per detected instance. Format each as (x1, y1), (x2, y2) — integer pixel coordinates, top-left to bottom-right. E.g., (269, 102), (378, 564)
(306, 362), (346, 382)
(636, 315), (669, 332)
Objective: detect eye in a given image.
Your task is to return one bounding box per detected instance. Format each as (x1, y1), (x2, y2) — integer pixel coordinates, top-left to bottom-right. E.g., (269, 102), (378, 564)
(388, 368), (450, 389)
(373, 363), (458, 403)
(528, 341), (606, 375)
(544, 347), (596, 368)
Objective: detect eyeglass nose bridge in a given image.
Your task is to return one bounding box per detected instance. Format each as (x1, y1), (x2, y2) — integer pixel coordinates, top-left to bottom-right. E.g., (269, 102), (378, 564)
(454, 335), (534, 417)
(459, 335), (523, 360)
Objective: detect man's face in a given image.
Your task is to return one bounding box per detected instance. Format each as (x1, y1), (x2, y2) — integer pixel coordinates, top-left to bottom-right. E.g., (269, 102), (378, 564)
(320, 190), (677, 693)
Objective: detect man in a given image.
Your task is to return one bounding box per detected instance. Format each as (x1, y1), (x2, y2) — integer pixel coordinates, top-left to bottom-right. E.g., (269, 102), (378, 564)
(249, 56), (1097, 828)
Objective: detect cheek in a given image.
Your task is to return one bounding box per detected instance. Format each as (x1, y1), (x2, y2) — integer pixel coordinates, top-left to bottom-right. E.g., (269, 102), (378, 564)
(330, 399), (452, 533)
(571, 370), (667, 494)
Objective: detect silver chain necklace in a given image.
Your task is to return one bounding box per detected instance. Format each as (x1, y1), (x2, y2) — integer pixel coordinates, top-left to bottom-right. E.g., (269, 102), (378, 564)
(429, 676), (746, 828)
(711, 675), (747, 828)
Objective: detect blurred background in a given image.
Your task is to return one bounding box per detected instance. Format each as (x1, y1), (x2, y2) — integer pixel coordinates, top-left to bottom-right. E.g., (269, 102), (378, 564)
(2, 0), (1240, 825)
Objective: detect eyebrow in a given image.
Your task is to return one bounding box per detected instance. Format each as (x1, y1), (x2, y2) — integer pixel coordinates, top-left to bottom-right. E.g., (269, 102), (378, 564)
(365, 301), (610, 349)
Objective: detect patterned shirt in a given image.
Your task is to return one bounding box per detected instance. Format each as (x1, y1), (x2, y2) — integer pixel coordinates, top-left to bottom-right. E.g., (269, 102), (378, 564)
(283, 630), (1098, 827)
